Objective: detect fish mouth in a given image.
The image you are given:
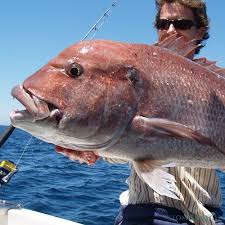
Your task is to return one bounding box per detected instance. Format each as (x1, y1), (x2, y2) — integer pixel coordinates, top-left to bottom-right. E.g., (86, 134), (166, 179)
(10, 85), (63, 125)
(10, 86), (134, 151)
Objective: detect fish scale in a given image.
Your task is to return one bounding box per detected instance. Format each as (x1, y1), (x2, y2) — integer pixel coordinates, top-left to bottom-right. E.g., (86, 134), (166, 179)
(10, 37), (225, 200)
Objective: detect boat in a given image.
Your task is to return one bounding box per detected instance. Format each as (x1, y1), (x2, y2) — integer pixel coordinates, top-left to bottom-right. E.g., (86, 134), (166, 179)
(0, 200), (83, 225)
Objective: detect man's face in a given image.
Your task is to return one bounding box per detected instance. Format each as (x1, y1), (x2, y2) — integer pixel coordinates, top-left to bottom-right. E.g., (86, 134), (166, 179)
(158, 2), (205, 44)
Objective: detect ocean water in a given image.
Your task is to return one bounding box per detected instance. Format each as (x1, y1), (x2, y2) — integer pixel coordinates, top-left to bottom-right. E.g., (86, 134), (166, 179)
(0, 125), (225, 225)
(0, 126), (129, 225)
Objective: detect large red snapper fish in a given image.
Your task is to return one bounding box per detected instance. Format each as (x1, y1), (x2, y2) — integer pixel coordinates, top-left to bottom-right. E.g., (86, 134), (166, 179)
(10, 35), (225, 200)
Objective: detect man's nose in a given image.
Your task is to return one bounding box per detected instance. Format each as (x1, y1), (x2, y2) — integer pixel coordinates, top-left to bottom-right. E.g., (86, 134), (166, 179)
(167, 23), (176, 34)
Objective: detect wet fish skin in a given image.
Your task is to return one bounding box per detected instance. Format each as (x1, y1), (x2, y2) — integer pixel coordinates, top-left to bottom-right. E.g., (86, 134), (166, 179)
(11, 41), (139, 149)
(10, 39), (225, 199)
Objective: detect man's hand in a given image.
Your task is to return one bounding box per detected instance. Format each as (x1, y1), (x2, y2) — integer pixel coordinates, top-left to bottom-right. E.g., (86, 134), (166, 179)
(55, 146), (99, 165)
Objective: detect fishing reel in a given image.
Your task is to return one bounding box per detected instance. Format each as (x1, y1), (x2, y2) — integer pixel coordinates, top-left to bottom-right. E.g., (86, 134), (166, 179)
(0, 160), (18, 186)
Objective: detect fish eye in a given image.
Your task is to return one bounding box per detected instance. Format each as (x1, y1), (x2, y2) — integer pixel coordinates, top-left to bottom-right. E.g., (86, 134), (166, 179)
(66, 63), (84, 78)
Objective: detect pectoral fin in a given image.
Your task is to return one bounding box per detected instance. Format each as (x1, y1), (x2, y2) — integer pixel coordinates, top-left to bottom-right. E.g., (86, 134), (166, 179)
(132, 116), (219, 149)
(132, 160), (182, 200)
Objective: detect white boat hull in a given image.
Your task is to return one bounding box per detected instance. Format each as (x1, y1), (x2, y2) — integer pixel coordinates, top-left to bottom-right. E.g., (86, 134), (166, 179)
(0, 208), (83, 225)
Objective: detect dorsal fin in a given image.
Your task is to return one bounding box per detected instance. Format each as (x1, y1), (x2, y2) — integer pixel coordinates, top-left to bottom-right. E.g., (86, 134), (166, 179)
(155, 34), (225, 77)
(215, 69), (225, 77)
(194, 58), (225, 77)
(155, 34), (199, 58)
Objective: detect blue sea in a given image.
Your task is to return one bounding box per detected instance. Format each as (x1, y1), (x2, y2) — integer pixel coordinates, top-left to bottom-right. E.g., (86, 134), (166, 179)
(0, 125), (225, 225)
(0, 126), (129, 225)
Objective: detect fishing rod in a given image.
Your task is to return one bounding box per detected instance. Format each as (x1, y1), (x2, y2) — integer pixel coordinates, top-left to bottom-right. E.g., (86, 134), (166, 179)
(0, 125), (18, 186)
(82, 0), (119, 41)
(0, 124), (15, 148)
(0, 0), (119, 151)
(0, 0), (120, 186)
(0, 126), (33, 186)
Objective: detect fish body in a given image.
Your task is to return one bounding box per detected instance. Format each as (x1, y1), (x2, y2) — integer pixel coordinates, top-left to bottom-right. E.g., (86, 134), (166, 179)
(10, 38), (225, 199)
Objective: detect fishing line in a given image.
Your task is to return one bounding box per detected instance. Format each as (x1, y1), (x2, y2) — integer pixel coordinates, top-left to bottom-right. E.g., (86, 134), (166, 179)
(0, 0), (120, 187)
(0, 135), (33, 186)
(15, 135), (33, 167)
(14, 0), (120, 165)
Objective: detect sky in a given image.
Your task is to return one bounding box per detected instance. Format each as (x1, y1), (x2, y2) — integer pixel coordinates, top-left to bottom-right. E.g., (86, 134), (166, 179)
(1, 0), (225, 125)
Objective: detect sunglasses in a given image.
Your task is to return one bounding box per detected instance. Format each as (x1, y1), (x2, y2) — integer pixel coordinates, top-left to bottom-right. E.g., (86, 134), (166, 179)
(156, 19), (196, 30)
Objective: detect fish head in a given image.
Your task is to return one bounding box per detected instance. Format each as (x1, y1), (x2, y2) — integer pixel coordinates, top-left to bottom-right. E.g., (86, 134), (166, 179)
(10, 40), (140, 150)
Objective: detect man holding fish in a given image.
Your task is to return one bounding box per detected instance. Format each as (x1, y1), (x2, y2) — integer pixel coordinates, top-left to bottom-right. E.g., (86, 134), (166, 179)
(113, 1), (224, 225)
(10, 0), (225, 224)
(55, 0), (225, 224)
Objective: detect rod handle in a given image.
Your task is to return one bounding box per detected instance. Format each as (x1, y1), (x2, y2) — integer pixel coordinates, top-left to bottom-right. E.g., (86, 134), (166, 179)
(0, 125), (15, 148)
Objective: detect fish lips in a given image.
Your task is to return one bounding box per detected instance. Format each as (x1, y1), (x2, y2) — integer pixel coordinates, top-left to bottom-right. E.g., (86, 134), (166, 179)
(10, 85), (63, 124)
